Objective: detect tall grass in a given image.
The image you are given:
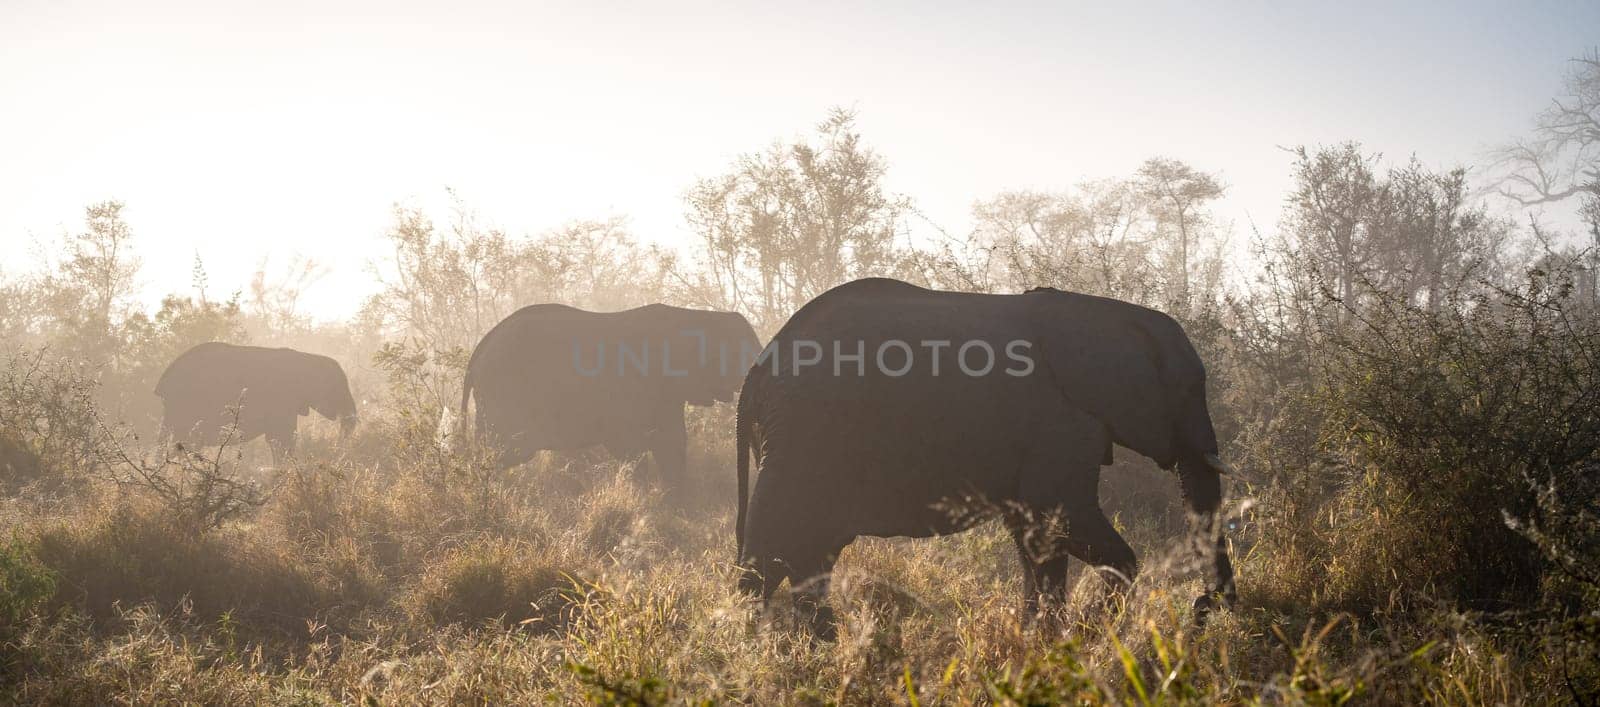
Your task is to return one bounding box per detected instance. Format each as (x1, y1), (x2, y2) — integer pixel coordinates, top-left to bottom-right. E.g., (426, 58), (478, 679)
(2, 278), (1596, 702)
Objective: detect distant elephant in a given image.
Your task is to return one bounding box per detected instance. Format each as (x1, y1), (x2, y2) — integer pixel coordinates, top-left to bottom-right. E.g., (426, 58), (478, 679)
(155, 342), (358, 464)
(735, 278), (1235, 637)
(459, 303), (761, 487)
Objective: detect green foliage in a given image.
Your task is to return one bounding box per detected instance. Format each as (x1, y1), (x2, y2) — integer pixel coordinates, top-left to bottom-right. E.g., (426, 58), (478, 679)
(1305, 280), (1600, 611)
(569, 662), (690, 706)
(0, 535), (56, 630)
(982, 642), (1105, 705)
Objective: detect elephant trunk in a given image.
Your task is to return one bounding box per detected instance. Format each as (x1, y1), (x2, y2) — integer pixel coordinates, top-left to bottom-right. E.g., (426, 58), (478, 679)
(1178, 454), (1236, 619)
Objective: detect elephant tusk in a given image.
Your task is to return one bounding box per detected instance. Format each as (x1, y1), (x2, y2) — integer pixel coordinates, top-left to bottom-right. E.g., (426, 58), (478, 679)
(1203, 452), (1233, 475)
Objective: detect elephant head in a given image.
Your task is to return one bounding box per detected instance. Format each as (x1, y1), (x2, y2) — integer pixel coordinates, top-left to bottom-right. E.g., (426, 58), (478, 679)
(665, 310), (762, 406)
(1028, 289), (1235, 613)
(1027, 290), (1225, 472)
(306, 355), (359, 436)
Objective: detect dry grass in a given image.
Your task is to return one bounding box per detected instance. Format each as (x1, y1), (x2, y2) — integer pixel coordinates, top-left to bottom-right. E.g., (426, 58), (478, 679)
(0, 411), (1575, 706)
(1, 336), (1591, 705)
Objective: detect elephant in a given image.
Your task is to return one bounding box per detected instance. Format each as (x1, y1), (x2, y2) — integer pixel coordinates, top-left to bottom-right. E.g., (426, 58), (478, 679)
(734, 278), (1235, 638)
(155, 342), (358, 464)
(459, 303), (761, 488)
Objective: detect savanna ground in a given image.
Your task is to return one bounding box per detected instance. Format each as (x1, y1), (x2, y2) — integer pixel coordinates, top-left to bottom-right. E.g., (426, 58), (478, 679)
(5, 60), (1600, 706)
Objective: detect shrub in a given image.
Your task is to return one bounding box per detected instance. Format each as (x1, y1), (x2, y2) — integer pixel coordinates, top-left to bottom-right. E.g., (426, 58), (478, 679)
(0, 350), (103, 494)
(95, 406), (271, 534)
(29, 504), (326, 637)
(0, 535), (56, 632)
(405, 538), (583, 632)
(1308, 279), (1600, 612)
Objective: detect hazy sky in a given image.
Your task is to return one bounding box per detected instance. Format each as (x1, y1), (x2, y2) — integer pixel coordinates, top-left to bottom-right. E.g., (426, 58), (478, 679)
(2, 0), (1596, 319)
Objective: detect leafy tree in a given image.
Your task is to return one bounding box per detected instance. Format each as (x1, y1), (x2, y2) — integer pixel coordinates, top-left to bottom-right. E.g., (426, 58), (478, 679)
(681, 108), (909, 332)
(37, 201), (142, 365)
(968, 182), (1153, 302)
(947, 159), (1229, 311)
(368, 199), (531, 355)
(1282, 144), (1388, 319)
(1380, 161), (1508, 311)
(1134, 157), (1227, 309)
(537, 217), (674, 313)
(1281, 145), (1509, 318)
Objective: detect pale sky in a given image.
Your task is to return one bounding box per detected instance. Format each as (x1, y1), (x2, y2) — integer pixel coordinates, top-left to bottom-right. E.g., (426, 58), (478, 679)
(2, 0), (1596, 319)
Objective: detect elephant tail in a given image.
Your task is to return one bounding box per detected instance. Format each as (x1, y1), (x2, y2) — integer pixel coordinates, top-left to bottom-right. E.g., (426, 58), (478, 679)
(735, 383), (752, 565)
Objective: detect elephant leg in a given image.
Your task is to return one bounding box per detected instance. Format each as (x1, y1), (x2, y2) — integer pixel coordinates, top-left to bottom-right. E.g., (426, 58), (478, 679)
(740, 467), (845, 640)
(784, 543), (846, 642)
(1007, 515), (1069, 618)
(157, 418), (178, 455)
(494, 429), (545, 470)
(474, 410), (542, 470)
(499, 446), (540, 470)
(602, 436), (648, 480)
(1061, 504), (1138, 594)
(1017, 413), (1135, 610)
(1006, 519), (1039, 613)
(265, 426), (296, 467)
(645, 406), (687, 491)
(739, 471), (793, 601)
(740, 542), (844, 641)
(167, 414), (207, 454)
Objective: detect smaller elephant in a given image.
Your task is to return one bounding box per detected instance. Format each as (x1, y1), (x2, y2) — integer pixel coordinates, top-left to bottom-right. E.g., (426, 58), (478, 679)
(155, 342), (357, 464)
(460, 303), (761, 489)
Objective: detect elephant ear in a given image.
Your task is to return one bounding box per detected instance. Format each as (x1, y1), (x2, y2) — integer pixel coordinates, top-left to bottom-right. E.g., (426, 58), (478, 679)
(153, 359), (182, 400)
(660, 315), (719, 406)
(265, 349), (312, 417)
(1030, 294), (1176, 467)
(155, 344), (216, 400)
(320, 357), (357, 418)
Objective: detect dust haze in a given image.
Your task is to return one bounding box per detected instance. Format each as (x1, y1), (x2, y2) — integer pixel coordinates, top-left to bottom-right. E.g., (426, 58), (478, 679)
(3, 3), (1600, 703)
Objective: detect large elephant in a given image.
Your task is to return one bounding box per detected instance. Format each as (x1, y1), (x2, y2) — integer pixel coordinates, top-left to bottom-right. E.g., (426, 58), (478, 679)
(459, 303), (761, 487)
(735, 278), (1235, 637)
(155, 342), (358, 464)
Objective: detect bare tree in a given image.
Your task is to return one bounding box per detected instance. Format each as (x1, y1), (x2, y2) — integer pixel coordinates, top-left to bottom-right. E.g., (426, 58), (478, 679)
(248, 254), (329, 338)
(1495, 52), (1600, 208)
(1496, 52), (1600, 307)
